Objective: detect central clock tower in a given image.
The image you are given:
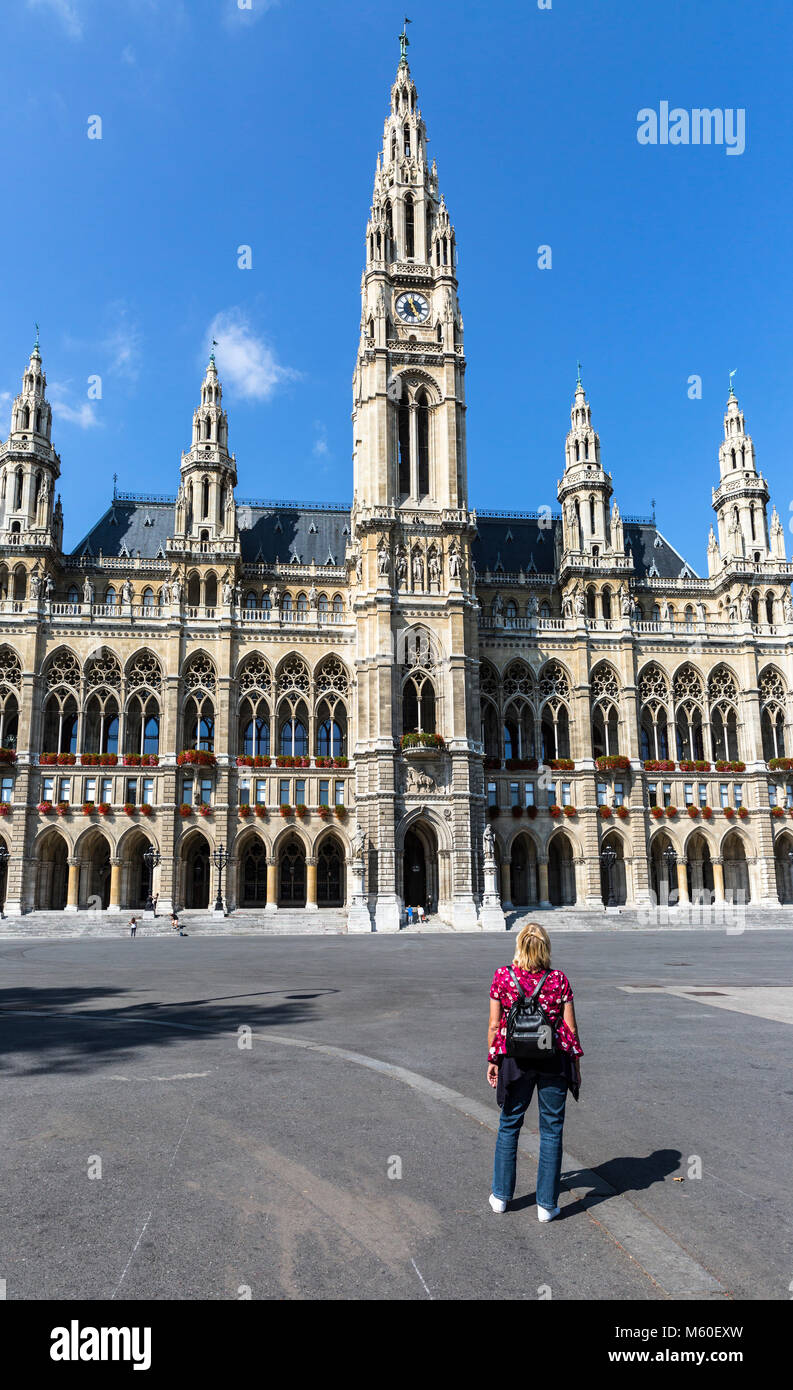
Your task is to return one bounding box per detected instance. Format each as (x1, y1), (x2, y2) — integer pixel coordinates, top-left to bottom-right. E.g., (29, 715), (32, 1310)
(350, 31), (486, 933)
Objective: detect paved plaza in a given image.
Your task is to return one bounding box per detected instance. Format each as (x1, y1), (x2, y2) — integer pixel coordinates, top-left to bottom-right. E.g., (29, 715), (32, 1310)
(1, 927), (791, 1300)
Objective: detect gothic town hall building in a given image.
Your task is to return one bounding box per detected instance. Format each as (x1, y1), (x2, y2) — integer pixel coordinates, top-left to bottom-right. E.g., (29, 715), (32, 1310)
(1, 50), (792, 929)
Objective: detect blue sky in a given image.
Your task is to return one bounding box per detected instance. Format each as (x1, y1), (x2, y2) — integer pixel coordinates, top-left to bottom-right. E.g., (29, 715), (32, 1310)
(1, 0), (791, 567)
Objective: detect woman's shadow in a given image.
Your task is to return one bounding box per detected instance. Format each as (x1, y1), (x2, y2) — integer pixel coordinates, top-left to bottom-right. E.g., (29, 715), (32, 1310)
(511, 1148), (682, 1215)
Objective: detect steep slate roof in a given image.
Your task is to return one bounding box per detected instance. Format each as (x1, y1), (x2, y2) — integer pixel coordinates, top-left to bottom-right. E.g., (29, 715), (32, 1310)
(70, 498), (353, 568)
(70, 498), (697, 580)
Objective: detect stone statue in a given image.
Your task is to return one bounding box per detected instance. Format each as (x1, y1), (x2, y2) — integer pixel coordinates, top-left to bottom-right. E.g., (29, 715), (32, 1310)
(620, 585), (631, 617)
(160, 579), (170, 605)
(528, 591), (539, 617)
(575, 589), (586, 616)
(351, 827), (366, 861)
(784, 590), (793, 622)
(696, 599), (706, 623)
(355, 552), (363, 584)
(378, 545), (390, 576)
(171, 575), (182, 602)
(308, 585), (318, 607)
(448, 545), (460, 578)
(222, 578), (234, 605)
(233, 582), (242, 606)
(562, 590), (573, 619)
(30, 571), (41, 598)
(270, 584), (280, 609)
(492, 591), (503, 617)
(44, 573), (54, 598)
(428, 549), (440, 584)
(661, 599), (672, 623)
(396, 547), (407, 584)
(483, 822), (496, 864)
(121, 578), (133, 605)
(82, 577), (93, 604)
(412, 551), (423, 586)
(741, 593), (752, 622)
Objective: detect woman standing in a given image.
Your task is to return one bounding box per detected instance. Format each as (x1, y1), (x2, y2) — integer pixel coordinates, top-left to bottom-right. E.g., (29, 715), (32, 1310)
(487, 922), (583, 1222)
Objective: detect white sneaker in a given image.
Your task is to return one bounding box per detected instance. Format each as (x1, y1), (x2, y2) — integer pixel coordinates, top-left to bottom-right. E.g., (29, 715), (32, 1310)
(537, 1205), (560, 1222)
(489, 1194), (507, 1213)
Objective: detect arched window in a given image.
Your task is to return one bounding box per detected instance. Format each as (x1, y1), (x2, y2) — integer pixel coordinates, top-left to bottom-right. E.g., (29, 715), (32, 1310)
(398, 402), (411, 495)
(591, 664), (620, 758)
(14, 468), (23, 511)
(13, 566), (26, 601)
(105, 587), (117, 608)
(67, 585), (79, 605)
(539, 662), (571, 761)
(639, 664), (670, 761)
(282, 592), (293, 616)
(187, 573), (201, 607)
(42, 650), (82, 754)
(332, 593), (344, 616)
(673, 664), (705, 760)
(318, 593), (329, 615)
(245, 591), (257, 610)
(182, 652), (217, 751)
(237, 655), (272, 757)
(589, 496), (596, 533)
(297, 592), (308, 617)
(404, 194), (414, 257)
(202, 477), (210, 517)
(416, 389), (430, 496)
(403, 672), (436, 734)
(204, 573), (217, 608)
(315, 656), (349, 758)
(142, 587), (154, 608)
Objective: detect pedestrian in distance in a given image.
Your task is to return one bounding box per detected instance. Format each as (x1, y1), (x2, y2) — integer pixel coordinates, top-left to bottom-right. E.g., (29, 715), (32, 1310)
(151, 893), (159, 916)
(406, 903), (414, 926)
(129, 916), (137, 938)
(418, 904), (426, 923)
(487, 922), (583, 1222)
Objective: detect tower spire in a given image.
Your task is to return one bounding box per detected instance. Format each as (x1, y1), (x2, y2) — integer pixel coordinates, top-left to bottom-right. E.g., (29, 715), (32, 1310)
(0, 336), (61, 544)
(398, 16), (411, 66)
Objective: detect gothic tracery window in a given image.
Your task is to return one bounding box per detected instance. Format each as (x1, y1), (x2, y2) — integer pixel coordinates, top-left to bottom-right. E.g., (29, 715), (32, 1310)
(591, 663), (620, 758)
(760, 667), (787, 761)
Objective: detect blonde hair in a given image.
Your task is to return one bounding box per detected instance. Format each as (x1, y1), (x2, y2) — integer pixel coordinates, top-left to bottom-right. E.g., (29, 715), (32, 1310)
(513, 922), (551, 972)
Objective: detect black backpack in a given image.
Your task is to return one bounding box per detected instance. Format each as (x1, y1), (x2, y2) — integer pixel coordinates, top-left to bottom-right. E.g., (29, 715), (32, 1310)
(504, 968), (556, 1060)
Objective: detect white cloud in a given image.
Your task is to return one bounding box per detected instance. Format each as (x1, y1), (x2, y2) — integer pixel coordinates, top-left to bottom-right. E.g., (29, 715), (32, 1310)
(223, 0), (279, 29)
(207, 310), (299, 402)
(27, 0), (83, 39)
(313, 421), (330, 458)
(48, 383), (99, 429)
(121, 45), (136, 65)
(103, 304), (143, 382)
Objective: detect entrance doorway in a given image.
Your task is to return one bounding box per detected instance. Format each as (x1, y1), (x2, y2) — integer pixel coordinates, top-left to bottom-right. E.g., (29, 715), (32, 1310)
(403, 829), (426, 907)
(279, 835), (306, 906)
(241, 838), (268, 906)
(548, 832), (576, 906)
(183, 837), (210, 908)
(317, 836), (344, 907)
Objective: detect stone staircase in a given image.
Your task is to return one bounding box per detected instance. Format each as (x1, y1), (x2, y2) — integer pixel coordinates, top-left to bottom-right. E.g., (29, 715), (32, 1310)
(0, 908), (350, 939)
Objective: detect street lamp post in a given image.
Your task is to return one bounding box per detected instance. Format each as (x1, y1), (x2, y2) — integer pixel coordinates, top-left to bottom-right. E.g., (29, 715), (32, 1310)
(599, 843), (617, 909)
(212, 842), (230, 915)
(0, 842), (8, 918)
(142, 844), (161, 914)
(662, 843), (678, 904)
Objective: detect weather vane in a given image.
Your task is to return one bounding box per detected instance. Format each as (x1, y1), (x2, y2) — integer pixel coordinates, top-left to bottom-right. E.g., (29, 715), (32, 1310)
(728, 367), (737, 396)
(576, 360), (583, 387)
(399, 16), (411, 63)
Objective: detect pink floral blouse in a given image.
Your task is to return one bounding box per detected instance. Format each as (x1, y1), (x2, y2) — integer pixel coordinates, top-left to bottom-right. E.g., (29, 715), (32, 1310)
(489, 966), (583, 1063)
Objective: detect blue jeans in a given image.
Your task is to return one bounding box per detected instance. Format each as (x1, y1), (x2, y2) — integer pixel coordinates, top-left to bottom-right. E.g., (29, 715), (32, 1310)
(492, 1074), (567, 1209)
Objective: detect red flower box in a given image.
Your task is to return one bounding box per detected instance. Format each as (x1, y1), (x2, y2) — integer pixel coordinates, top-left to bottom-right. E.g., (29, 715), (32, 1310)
(643, 760), (675, 772)
(179, 803), (193, 817)
(616, 805), (629, 819)
(279, 805), (293, 817)
(737, 806), (749, 819)
(771, 806), (785, 818)
(56, 801), (70, 816)
(715, 760), (746, 773)
(317, 805), (330, 819)
(549, 759), (574, 771)
(679, 759), (711, 772)
(650, 806), (664, 819)
(0, 804), (10, 816)
(254, 805), (267, 818)
(562, 805), (577, 817)
(526, 805), (538, 819)
(97, 803), (111, 815)
(665, 806), (677, 818)
(295, 805), (307, 818)
(140, 803), (153, 816)
(38, 801), (53, 814)
(275, 755), (310, 768)
(236, 755), (271, 767)
(549, 805), (562, 818)
(511, 805), (523, 818)
(41, 752), (77, 766)
(596, 755), (630, 771)
(687, 805), (700, 818)
(334, 805), (347, 819)
(702, 806), (713, 820)
(599, 805), (612, 818)
(177, 750), (216, 767)
(199, 805), (213, 817)
(769, 757), (793, 771)
(80, 753), (118, 767)
(400, 733), (445, 750)
(123, 754), (159, 766)
(723, 806), (735, 819)
(123, 803), (136, 816)
(82, 802), (96, 815)
(0, 748), (17, 764)
(238, 804), (252, 817)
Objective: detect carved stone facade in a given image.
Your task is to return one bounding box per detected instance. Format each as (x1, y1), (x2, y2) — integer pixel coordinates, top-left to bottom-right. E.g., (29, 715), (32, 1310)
(0, 51), (791, 925)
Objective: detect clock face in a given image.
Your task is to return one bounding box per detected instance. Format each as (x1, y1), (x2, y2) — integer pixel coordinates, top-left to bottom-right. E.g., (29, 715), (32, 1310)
(395, 290), (430, 324)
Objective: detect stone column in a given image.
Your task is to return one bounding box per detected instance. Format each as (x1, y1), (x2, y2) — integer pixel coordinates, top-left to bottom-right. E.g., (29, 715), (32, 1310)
(538, 857), (551, 909)
(108, 859), (122, 912)
(676, 858), (690, 906)
(265, 856), (277, 912)
(348, 852), (372, 932)
(65, 859), (80, 913)
(500, 858), (513, 910)
(712, 857), (725, 904)
(305, 856), (318, 911)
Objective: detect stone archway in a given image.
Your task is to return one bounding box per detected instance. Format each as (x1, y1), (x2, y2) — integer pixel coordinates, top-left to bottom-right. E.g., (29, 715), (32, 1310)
(774, 832), (793, 904)
(510, 833), (538, 907)
(279, 834), (306, 906)
(686, 831), (714, 903)
(35, 830), (69, 909)
(75, 828), (112, 909)
(599, 830), (627, 906)
(119, 828), (155, 910)
(548, 831), (576, 906)
(239, 835), (268, 907)
(649, 831), (677, 903)
(402, 821), (438, 911)
(317, 834), (345, 907)
(180, 831), (210, 909)
(722, 831), (751, 904)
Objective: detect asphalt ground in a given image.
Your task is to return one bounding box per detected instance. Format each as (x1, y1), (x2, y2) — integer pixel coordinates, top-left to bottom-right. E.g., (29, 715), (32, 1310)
(1, 929), (791, 1301)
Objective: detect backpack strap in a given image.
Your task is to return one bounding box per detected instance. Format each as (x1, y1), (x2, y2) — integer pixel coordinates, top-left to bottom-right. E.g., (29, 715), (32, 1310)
(508, 967), (549, 1003)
